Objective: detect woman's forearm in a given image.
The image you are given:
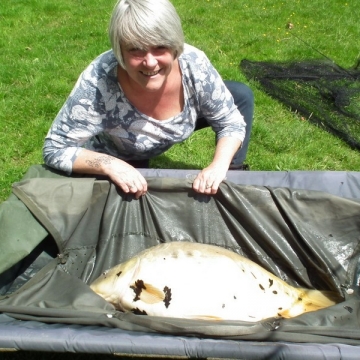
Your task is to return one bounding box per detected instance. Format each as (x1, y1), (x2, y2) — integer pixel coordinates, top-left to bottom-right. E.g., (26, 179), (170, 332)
(72, 149), (118, 176)
(73, 149), (147, 198)
(211, 136), (242, 169)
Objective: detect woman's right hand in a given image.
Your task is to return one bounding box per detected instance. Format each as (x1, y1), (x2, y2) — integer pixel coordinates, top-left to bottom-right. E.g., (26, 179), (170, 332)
(106, 160), (148, 199)
(73, 150), (147, 199)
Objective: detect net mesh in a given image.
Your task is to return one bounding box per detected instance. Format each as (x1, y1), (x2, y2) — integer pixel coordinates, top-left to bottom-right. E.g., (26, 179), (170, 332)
(240, 59), (360, 150)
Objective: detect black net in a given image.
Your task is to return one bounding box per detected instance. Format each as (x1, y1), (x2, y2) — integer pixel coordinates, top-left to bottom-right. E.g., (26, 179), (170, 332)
(240, 59), (360, 150)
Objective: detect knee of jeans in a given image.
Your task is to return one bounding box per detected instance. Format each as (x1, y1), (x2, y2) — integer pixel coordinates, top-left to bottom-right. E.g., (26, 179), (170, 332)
(225, 81), (254, 108)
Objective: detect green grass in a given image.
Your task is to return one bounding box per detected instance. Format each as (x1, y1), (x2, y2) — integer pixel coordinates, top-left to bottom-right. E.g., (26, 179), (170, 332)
(0, 0), (359, 357)
(1, 0), (359, 202)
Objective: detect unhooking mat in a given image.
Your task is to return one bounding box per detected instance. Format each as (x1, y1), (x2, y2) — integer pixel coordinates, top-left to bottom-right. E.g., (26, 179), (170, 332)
(1, 165), (360, 357)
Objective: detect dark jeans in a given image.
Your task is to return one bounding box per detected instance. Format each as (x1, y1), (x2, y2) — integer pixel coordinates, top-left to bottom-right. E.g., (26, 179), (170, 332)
(195, 81), (254, 166)
(129, 81), (254, 169)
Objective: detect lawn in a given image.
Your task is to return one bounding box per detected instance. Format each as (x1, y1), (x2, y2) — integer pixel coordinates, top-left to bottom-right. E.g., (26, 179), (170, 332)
(1, 0), (359, 203)
(0, 0), (359, 358)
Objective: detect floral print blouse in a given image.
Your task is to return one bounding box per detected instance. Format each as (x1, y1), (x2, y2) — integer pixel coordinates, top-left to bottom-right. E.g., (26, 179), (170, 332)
(43, 44), (246, 173)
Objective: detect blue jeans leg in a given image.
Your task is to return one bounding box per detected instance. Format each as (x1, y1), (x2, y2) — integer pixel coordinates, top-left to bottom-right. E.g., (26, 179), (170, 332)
(195, 81), (254, 166)
(224, 80), (254, 166)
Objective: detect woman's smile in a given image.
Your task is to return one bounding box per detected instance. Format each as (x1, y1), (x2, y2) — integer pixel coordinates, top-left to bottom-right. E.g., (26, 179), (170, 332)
(140, 69), (161, 77)
(119, 44), (177, 92)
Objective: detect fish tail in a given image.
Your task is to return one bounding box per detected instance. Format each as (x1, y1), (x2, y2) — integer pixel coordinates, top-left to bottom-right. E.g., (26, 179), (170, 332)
(280, 289), (341, 318)
(301, 288), (340, 310)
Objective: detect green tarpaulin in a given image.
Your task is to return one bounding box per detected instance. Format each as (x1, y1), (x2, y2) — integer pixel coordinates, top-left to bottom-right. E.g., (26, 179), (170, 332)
(1, 166), (360, 357)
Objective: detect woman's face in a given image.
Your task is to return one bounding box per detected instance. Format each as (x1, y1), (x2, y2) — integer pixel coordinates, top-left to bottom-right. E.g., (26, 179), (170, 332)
(121, 44), (177, 92)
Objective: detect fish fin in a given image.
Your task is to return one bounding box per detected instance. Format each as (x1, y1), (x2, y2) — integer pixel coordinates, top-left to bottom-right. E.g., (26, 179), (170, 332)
(280, 289), (342, 318)
(138, 283), (165, 304)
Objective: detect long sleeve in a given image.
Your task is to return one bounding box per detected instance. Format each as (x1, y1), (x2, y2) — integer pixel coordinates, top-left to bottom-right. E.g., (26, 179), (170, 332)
(180, 44), (246, 143)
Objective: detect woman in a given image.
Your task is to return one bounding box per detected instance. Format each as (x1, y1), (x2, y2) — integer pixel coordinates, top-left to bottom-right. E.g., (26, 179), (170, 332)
(43, 0), (253, 199)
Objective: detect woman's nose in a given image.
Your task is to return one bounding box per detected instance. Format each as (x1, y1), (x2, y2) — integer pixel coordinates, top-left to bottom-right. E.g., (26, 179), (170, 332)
(143, 52), (158, 67)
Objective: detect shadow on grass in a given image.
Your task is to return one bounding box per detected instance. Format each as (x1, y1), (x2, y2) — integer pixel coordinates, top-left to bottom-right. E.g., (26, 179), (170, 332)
(150, 155), (203, 170)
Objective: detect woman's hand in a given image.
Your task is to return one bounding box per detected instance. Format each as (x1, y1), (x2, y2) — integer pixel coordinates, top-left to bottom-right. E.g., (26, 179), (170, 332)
(106, 160), (148, 199)
(192, 164), (228, 195)
(73, 150), (147, 199)
(192, 136), (241, 195)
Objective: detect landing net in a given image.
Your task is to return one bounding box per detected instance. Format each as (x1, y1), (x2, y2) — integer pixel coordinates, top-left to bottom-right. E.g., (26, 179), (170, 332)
(240, 59), (360, 150)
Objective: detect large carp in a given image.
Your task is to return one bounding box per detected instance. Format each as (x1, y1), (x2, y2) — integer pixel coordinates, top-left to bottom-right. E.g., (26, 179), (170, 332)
(90, 242), (339, 322)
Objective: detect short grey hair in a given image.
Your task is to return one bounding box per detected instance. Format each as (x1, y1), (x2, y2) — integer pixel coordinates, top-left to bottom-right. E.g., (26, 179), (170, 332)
(109, 0), (185, 69)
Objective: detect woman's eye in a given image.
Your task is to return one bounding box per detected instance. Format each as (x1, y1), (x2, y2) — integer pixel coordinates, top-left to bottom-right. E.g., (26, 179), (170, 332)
(127, 46), (168, 58)
(153, 46), (168, 55)
(129, 49), (146, 57)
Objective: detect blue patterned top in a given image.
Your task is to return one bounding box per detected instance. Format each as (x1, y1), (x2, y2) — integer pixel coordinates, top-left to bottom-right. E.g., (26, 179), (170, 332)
(43, 44), (246, 173)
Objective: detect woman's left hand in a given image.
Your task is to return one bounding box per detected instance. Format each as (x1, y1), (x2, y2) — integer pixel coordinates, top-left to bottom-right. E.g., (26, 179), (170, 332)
(192, 136), (242, 194)
(192, 164), (228, 195)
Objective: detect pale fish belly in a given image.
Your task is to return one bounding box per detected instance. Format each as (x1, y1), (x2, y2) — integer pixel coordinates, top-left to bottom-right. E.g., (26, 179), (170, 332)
(90, 242), (339, 322)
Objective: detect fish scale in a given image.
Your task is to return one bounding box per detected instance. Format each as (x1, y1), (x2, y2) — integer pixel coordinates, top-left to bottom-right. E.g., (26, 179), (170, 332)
(90, 242), (340, 322)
